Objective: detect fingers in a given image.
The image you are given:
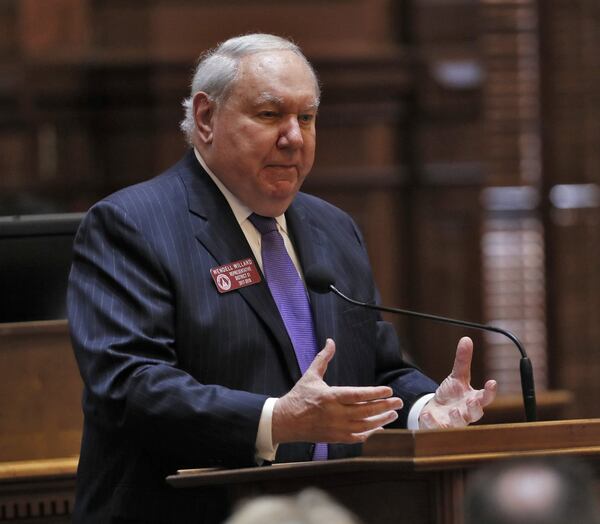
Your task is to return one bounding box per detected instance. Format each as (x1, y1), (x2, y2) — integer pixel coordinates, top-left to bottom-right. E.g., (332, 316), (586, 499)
(465, 380), (497, 411)
(420, 405), (469, 429)
(349, 426), (386, 443)
(273, 377), (403, 444)
(309, 338), (336, 378)
(465, 398), (484, 423)
(420, 384), (494, 429)
(332, 385), (396, 404)
(464, 380), (497, 422)
(449, 407), (468, 427)
(344, 409), (400, 435)
(479, 379), (497, 407)
(419, 410), (438, 429)
(333, 389), (402, 438)
(323, 388), (402, 438)
(450, 336), (473, 383)
(346, 397), (404, 419)
(329, 407), (400, 443)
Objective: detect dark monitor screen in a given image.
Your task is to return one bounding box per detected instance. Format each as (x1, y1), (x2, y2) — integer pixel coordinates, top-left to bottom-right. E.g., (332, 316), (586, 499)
(0, 213), (83, 323)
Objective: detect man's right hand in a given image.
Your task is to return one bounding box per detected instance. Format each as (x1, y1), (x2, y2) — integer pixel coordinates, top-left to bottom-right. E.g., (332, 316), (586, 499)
(271, 339), (403, 445)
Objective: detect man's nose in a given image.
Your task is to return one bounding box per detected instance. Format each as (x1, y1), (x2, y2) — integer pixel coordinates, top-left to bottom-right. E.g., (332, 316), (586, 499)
(277, 117), (304, 149)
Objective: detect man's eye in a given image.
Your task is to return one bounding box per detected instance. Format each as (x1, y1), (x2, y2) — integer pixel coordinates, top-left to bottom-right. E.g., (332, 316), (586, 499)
(299, 114), (314, 124)
(260, 111), (278, 118)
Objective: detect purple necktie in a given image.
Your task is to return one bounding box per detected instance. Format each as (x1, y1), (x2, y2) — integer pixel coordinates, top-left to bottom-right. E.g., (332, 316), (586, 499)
(249, 213), (328, 461)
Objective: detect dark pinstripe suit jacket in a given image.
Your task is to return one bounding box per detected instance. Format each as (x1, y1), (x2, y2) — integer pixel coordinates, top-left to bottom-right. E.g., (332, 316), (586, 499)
(67, 150), (437, 523)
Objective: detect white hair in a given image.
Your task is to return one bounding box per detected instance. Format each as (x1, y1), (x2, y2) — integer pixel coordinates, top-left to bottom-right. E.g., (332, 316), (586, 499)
(179, 33), (320, 145)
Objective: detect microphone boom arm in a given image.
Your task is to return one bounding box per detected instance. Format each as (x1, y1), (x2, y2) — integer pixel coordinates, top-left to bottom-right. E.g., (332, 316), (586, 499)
(329, 284), (537, 423)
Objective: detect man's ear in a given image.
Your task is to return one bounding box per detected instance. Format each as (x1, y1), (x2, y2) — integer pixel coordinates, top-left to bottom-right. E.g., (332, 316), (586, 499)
(193, 92), (215, 144)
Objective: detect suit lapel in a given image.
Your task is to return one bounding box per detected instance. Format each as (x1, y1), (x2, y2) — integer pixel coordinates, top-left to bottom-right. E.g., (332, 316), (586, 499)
(177, 152), (301, 382)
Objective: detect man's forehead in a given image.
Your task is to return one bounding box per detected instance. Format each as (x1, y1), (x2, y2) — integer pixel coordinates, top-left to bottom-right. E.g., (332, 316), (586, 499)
(240, 49), (306, 71)
(237, 51), (318, 92)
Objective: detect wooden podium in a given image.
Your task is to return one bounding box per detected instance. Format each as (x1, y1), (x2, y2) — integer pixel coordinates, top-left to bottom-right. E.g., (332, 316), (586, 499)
(167, 419), (600, 524)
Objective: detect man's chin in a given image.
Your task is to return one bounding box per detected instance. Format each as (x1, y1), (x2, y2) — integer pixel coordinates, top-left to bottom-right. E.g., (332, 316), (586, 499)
(265, 176), (303, 197)
(253, 188), (298, 217)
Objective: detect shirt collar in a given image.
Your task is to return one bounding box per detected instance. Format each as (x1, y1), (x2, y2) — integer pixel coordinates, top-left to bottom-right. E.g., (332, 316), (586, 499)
(193, 148), (288, 233)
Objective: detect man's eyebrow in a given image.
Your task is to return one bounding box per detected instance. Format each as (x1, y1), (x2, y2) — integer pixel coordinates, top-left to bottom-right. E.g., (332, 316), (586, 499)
(255, 92), (284, 105)
(254, 92), (320, 111)
(303, 100), (320, 112)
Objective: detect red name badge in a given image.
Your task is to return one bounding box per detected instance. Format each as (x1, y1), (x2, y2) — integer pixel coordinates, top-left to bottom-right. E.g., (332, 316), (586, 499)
(210, 258), (262, 293)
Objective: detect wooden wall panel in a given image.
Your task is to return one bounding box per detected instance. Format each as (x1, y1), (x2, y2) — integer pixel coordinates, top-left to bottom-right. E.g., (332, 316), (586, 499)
(18, 0), (90, 54)
(406, 1), (486, 383)
(547, 207), (600, 418)
(540, 0), (600, 419)
(0, 0), (413, 212)
(86, 0), (400, 59)
(481, 0), (542, 186)
(0, 1), (17, 56)
(0, 322), (82, 462)
(476, 0), (550, 396)
(540, 0), (600, 186)
(409, 186), (485, 383)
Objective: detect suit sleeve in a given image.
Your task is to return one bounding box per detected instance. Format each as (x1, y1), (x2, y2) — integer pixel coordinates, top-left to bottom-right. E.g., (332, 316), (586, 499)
(67, 201), (267, 467)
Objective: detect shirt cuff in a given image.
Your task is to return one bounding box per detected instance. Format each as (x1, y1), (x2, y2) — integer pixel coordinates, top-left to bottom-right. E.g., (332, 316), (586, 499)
(406, 393), (435, 430)
(255, 397), (279, 464)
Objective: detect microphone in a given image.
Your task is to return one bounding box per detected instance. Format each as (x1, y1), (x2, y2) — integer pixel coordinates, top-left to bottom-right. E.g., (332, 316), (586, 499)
(305, 265), (537, 423)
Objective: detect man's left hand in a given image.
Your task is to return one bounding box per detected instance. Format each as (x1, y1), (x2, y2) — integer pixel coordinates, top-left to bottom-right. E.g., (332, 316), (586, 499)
(419, 336), (497, 429)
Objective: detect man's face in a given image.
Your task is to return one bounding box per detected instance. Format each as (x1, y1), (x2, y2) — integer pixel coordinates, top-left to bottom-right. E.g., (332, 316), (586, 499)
(196, 50), (318, 217)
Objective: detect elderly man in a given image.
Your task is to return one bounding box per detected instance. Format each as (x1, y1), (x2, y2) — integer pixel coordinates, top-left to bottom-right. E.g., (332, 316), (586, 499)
(68, 33), (497, 523)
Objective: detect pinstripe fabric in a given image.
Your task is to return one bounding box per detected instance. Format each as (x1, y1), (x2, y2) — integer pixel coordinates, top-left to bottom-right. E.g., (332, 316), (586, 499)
(68, 150), (438, 523)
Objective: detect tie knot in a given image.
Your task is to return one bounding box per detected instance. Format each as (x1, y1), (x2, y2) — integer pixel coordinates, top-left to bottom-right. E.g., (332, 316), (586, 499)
(249, 213), (278, 235)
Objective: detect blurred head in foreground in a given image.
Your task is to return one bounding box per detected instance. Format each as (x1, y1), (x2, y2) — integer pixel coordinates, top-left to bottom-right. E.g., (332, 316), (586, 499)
(223, 487), (363, 524)
(465, 457), (600, 524)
